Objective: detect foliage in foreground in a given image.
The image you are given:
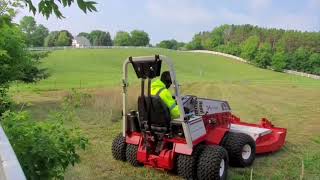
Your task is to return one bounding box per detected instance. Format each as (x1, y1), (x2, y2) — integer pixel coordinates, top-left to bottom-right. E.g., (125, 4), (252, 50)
(0, 89), (91, 179)
(1, 110), (88, 180)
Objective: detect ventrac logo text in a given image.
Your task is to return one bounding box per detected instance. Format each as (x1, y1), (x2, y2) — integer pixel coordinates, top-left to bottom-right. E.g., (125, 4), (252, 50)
(221, 103), (229, 111)
(206, 105), (219, 111)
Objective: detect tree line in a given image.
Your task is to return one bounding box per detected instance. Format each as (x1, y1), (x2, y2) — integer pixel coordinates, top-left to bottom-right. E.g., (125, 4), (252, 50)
(18, 16), (320, 75)
(20, 16), (150, 47)
(184, 24), (320, 75)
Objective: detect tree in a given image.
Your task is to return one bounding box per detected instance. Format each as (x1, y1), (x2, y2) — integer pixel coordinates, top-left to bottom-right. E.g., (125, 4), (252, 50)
(290, 47), (310, 71)
(19, 16), (36, 35)
(44, 30), (72, 47)
(271, 51), (287, 72)
(114, 31), (131, 46)
(44, 31), (59, 47)
(23, 0), (97, 19)
(0, 15), (47, 86)
(77, 32), (90, 40)
(240, 35), (260, 61)
(157, 40), (178, 50)
(186, 33), (203, 50)
(19, 16), (36, 45)
(209, 25), (230, 48)
(254, 42), (272, 68)
(55, 31), (72, 46)
(30, 24), (49, 47)
(130, 30), (150, 46)
(19, 16), (49, 47)
(308, 53), (320, 74)
(89, 30), (112, 46)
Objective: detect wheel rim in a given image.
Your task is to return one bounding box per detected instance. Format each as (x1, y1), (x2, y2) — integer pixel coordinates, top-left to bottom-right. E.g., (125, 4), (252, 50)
(242, 144), (252, 160)
(219, 159), (225, 177)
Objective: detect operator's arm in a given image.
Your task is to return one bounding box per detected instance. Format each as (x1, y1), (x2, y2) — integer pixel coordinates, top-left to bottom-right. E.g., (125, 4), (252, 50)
(160, 89), (180, 119)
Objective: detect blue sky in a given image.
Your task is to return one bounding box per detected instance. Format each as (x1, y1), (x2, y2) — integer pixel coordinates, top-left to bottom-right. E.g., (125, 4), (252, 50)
(15, 0), (320, 44)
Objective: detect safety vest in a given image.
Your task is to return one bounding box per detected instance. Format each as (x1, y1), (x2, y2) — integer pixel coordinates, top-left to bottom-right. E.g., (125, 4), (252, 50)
(151, 79), (180, 119)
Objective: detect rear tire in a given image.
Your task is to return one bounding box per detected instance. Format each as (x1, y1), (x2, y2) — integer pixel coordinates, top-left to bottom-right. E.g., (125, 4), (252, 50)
(126, 144), (142, 167)
(223, 132), (256, 167)
(176, 145), (204, 179)
(197, 145), (228, 180)
(111, 133), (126, 161)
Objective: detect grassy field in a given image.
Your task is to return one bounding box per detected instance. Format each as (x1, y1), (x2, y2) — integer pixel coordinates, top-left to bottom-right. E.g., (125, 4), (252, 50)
(13, 48), (320, 179)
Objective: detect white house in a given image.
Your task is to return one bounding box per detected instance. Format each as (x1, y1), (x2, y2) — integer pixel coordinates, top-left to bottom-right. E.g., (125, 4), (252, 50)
(72, 36), (91, 48)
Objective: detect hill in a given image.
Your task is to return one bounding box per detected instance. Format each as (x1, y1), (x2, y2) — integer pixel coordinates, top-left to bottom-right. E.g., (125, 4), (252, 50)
(14, 48), (320, 179)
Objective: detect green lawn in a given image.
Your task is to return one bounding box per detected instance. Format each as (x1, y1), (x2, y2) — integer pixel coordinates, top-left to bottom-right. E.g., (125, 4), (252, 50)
(14, 48), (320, 179)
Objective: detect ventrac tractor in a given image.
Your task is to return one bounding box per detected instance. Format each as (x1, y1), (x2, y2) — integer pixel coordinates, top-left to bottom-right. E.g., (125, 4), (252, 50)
(112, 55), (287, 179)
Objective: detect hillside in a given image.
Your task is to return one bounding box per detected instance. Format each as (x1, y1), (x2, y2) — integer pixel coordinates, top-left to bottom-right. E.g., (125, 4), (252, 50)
(14, 48), (320, 179)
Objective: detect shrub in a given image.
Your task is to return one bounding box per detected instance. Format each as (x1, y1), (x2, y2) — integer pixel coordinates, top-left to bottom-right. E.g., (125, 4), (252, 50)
(0, 86), (12, 116)
(1, 110), (88, 180)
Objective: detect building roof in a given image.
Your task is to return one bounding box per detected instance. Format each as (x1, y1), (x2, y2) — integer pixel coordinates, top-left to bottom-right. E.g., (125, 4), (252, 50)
(74, 36), (91, 46)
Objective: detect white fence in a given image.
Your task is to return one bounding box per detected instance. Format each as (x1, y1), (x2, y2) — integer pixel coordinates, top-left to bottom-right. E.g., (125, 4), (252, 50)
(188, 50), (248, 63)
(283, 70), (320, 80)
(0, 125), (26, 180)
(28, 46), (153, 51)
(188, 50), (320, 80)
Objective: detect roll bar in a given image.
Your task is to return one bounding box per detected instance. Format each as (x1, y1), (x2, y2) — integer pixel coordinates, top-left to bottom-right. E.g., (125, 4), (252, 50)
(122, 56), (184, 126)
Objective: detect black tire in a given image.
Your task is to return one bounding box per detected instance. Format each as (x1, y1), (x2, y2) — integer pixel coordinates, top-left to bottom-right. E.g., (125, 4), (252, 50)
(176, 145), (204, 179)
(223, 132), (256, 167)
(126, 144), (142, 167)
(197, 145), (228, 180)
(111, 133), (127, 161)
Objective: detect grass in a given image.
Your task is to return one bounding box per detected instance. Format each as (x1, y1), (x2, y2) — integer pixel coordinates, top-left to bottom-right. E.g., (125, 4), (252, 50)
(13, 48), (320, 179)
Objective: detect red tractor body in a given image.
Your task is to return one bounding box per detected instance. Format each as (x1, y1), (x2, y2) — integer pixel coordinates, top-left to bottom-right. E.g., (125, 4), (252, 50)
(126, 111), (286, 171)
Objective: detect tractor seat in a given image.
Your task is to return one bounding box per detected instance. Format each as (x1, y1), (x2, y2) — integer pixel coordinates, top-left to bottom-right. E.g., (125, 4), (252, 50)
(138, 95), (171, 133)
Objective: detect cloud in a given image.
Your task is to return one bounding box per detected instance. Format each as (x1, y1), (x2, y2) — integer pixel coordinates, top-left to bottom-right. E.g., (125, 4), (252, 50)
(247, 0), (272, 11)
(146, 0), (215, 25)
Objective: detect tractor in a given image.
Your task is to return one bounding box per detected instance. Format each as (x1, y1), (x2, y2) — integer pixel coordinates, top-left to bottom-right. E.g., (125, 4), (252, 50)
(112, 55), (287, 179)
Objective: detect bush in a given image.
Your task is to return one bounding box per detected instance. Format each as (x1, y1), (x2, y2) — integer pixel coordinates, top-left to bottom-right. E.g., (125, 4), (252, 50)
(0, 86), (12, 115)
(1, 110), (88, 180)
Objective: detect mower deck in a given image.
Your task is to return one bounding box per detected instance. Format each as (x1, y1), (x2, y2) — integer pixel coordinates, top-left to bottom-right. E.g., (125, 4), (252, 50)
(230, 124), (272, 140)
(230, 116), (287, 154)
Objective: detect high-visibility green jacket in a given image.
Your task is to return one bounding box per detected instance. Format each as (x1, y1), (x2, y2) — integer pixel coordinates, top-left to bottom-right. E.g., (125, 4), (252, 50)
(151, 79), (180, 119)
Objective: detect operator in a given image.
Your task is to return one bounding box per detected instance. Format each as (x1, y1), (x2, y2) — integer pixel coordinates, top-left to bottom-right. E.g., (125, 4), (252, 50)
(151, 71), (181, 119)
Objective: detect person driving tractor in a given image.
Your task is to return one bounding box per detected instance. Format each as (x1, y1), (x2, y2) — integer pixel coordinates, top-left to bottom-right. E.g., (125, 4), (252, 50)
(151, 71), (180, 119)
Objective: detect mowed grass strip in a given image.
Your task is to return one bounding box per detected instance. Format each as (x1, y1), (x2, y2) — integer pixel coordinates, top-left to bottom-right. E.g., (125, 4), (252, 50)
(15, 48), (320, 179)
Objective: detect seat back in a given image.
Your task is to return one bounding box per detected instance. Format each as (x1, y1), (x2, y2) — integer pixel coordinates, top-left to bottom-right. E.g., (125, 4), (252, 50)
(138, 95), (171, 132)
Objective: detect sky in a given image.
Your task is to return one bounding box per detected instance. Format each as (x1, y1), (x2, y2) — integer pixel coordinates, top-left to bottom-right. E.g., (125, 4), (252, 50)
(14, 0), (320, 44)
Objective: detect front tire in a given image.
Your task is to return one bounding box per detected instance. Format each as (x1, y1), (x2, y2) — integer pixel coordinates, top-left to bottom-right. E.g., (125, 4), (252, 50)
(176, 145), (204, 179)
(197, 145), (228, 180)
(111, 133), (127, 161)
(223, 132), (256, 167)
(126, 144), (142, 167)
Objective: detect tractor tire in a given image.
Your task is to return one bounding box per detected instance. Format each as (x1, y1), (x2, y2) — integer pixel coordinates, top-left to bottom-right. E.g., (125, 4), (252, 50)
(111, 133), (127, 161)
(126, 144), (142, 167)
(197, 145), (228, 180)
(176, 145), (204, 179)
(223, 132), (256, 167)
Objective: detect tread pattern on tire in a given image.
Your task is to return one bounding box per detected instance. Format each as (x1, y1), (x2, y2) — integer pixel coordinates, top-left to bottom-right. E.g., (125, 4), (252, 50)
(176, 145), (204, 179)
(111, 133), (127, 161)
(126, 144), (142, 167)
(197, 145), (228, 180)
(223, 132), (256, 167)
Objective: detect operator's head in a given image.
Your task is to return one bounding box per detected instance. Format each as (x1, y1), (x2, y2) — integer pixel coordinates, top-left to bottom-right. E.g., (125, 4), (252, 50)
(161, 71), (172, 89)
